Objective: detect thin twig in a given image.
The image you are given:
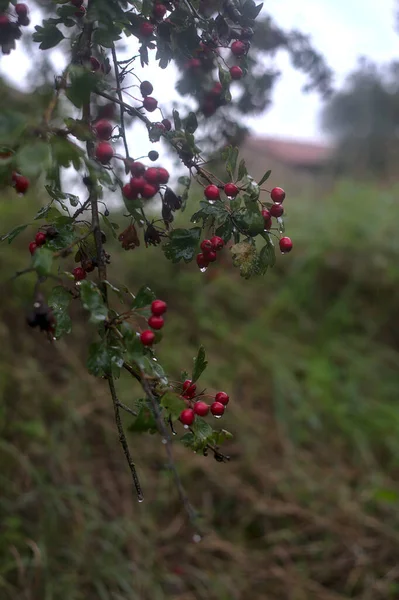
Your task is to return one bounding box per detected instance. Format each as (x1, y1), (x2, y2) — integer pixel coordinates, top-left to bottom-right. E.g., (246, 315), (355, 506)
(71, 198), (91, 221)
(116, 400), (138, 417)
(112, 43), (130, 159)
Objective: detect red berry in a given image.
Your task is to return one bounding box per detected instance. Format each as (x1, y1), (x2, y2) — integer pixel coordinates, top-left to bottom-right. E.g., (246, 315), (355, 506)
(204, 185), (220, 201)
(162, 118), (172, 131)
(143, 96), (158, 112)
(230, 65), (243, 80)
(270, 187), (286, 204)
(122, 183), (137, 200)
(224, 183), (239, 197)
(194, 401), (209, 417)
(196, 253), (209, 270)
(144, 167), (159, 184)
(210, 402), (225, 417)
(18, 14), (30, 26)
(157, 167), (169, 184)
(140, 80), (153, 97)
(180, 408), (195, 426)
(29, 241), (37, 255)
(0, 14), (9, 27)
(95, 142), (114, 164)
(202, 100), (216, 117)
(211, 82), (223, 96)
(210, 236), (224, 251)
(14, 175), (30, 194)
(129, 177), (146, 194)
(203, 249), (217, 263)
(70, 0), (84, 5)
(140, 21), (154, 37)
(73, 266), (87, 281)
(140, 330), (155, 346)
(183, 379), (195, 393)
(75, 6), (86, 17)
(35, 231), (47, 246)
(94, 119), (113, 140)
(148, 315), (164, 330)
(98, 103), (115, 120)
(153, 3), (167, 19)
(215, 391), (229, 406)
(15, 3), (28, 17)
(231, 40), (247, 56)
(130, 161), (146, 176)
(90, 56), (101, 71)
(200, 239), (213, 252)
(261, 209), (272, 230)
(279, 236), (293, 254)
(151, 299), (167, 316)
(270, 203), (284, 218)
(186, 58), (201, 70)
(141, 183), (158, 199)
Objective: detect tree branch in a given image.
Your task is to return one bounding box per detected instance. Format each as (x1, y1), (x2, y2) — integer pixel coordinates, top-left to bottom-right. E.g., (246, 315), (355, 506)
(112, 43), (130, 159)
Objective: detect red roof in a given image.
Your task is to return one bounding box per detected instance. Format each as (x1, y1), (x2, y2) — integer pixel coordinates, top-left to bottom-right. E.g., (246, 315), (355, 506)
(244, 136), (333, 167)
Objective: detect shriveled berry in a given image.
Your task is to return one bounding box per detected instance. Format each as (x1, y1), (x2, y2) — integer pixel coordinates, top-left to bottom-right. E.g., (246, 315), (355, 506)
(210, 401), (225, 417)
(14, 175), (30, 194)
(148, 315), (164, 330)
(196, 253), (209, 270)
(200, 239), (213, 252)
(73, 266), (87, 281)
(215, 391), (229, 405)
(279, 236), (293, 254)
(35, 231), (47, 246)
(203, 249), (217, 263)
(148, 150), (159, 161)
(90, 56), (101, 71)
(231, 40), (247, 56)
(270, 203), (284, 218)
(194, 401), (210, 417)
(130, 161), (146, 176)
(204, 185), (220, 201)
(140, 21), (154, 37)
(210, 236), (224, 251)
(129, 177), (146, 194)
(180, 408), (195, 426)
(122, 183), (137, 200)
(29, 241), (37, 255)
(270, 187), (285, 204)
(143, 96), (158, 112)
(95, 142), (114, 164)
(224, 183), (239, 197)
(157, 167), (169, 184)
(162, 118), (172, 131)
(15, 3), (28, 17)
(230, 65), (243, 80)
(153, 3), (167, 19)
(151, 299), (167, 316)
(94, 119), (113, 140)
(141, 330), (155, 346)
(141, 183), (158, 199)
(144, 167), (159, 184)
(140, 80), (153, 97)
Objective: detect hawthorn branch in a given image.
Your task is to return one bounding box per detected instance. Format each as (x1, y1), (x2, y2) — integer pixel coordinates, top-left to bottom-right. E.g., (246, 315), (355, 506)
(112, 44), (130, 159)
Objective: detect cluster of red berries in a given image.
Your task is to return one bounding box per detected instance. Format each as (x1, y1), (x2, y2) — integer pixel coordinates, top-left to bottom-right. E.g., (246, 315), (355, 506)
(123, 162), (169, 201)
(261, 186), (293, 254)
(196, 236), (224, 271)
(94, 117), (115, 165)
(70, 0), (86, 18)
(139, 80), (160, 113)
(28, 230), (47, 256)
(204, 182), (239, 202)
(138, 1), (172, 39)
(179, 381), (230, 426)
(0, 3), (29, 55)
(140, 299), (167, 346)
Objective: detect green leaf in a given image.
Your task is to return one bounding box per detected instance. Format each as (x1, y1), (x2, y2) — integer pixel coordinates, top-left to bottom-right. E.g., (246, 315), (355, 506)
(180, 432), (195, 448)
(185, 112), (198, 134)
(16, 142), (51, 178)
(87, 341), (111, 377)
(223, 145), (239, 179)
(128, 406), (157, 434)
(48, 286), (72, 338)
(79, 280), (108, 324)
(258, 169), (272, 186)
(0, 224), (28, 244)
(32, 248), (53, 276)
(238, 159), (248, 181)
(215, 218), (233, 243)
(192, 345), (207, 383)
(33, 22), (64, 50)
(160, 391), (186, 420)
(64, 118), (94, 142)
(0, 111), (26, 144)
(50, 137), (84, 170)
(66, 66), (101, 108)
(191, 418), (213, 443)
(132, 285), (156, 309)
(209, 429), (233, 445)
(230, 241), (258, 279)
(163, 227), (201, 263)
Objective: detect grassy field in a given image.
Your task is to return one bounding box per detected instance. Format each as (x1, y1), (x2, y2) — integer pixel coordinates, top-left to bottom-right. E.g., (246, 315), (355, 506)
(1, 179), (399, 600)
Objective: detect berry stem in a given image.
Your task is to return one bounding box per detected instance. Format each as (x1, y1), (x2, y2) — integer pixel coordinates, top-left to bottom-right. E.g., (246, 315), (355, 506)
(111, 43), (130, 160)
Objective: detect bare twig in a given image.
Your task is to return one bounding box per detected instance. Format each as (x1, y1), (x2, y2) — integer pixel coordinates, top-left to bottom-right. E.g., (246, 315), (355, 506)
(116, 400), (138, 418)
(71, 198), (91, 221)
(112, 43), (130, 159)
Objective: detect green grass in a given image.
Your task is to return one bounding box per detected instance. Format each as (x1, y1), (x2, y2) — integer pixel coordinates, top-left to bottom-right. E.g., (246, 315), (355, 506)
(1, 179), (399, 599)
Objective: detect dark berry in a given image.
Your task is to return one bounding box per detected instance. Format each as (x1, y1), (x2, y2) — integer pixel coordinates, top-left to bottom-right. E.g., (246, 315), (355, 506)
(270, 187), (285, 204)
(186, 58), (201, 70)
(215, 391), (229, 405)
(98, 103), (116, 120)
(140, 21), (154, 37)
(210, 401), (225, 417)
(130, 161), (146, 176)
(148, 315), (164, 330)
(279, 236), (293, 254)
(90, 56), (101, 71)
(231, 40), (247, 56)
(144, 167), (159, 184)
(95, 142), (114, 164)
(196, 253), (209, 270)
(194, 401), (209, 417)
(0, 14), (9, 27)
(141, 183), (158, 199)
(153, 3), (167, 19)
(224, 183), (239, 197)
(270, 203), (284, 218)
(210, 236), (224, 251)
(151, 299), (167, 316)
(204, 185), (219, 201)
(14, 175), (30, 194)
(73, 266), (87, 281)
(180, 408), (195, 426)
(143, 96), (158, 112)
(200, 239), (213, 252)
(148, 150), (159, 161)
(35, 231), (47, 246)
(141, 330), (155, 346)
(230, 65), (243, 80)
(75, 6), (86, 17)
(157, 167), (169, 184)
(15, 3), (28, 17)
(140, 80), (153, 97)
(29, 241), (37, 255)
(162, 118), (172, 131)
(129, 177), (146, 194)
(94, 119), (113, 140)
